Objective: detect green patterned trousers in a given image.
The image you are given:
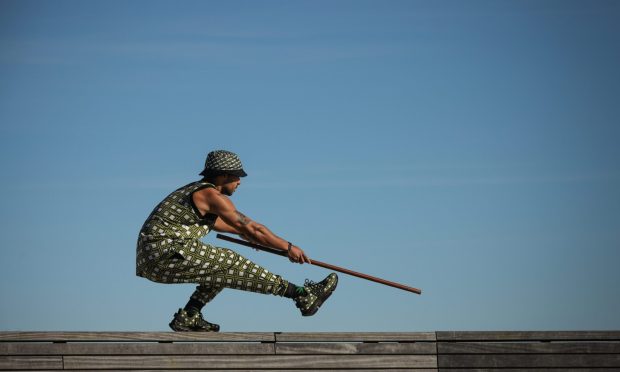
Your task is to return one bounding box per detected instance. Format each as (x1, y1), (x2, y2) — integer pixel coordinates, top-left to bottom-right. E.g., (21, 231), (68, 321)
(137, 239), (289, 305)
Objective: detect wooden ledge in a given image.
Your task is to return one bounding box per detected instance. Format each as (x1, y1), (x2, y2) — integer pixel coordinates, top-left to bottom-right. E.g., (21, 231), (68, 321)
(1, 331), (619, 370)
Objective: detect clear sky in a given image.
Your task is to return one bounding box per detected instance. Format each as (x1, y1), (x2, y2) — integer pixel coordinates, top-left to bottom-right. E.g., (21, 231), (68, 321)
(1, 0), (619, 332)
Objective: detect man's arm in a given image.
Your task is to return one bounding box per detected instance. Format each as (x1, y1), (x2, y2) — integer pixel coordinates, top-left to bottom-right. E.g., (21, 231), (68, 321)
(200, 189), (310, 264)
(212, 218), (240, 234)
(213, 217), (258, 244)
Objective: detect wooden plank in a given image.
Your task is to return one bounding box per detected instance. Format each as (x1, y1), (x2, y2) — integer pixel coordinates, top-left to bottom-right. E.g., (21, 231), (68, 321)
(276, 342), (437, 354)
(0, 342), (274, 355)
(0, 332), (274, 342)
(64, 354), (438, 369)
(436, 331), (620, 341)
(438, 369), (620, 372)
(437, 354), (620, 368)
(65, 368), (438, 372)
(0, 356), (63, 370)
(276, 332), (436, 342)
(438, 341), (620, 354)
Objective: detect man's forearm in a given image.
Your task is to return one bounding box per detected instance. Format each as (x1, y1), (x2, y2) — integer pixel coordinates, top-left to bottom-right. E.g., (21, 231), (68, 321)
(248, 224), (288, 251)
(230, 211), (288, 251)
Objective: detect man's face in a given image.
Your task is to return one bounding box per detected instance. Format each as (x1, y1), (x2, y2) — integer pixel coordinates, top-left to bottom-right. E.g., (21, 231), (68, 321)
(221, 174), (241, 196)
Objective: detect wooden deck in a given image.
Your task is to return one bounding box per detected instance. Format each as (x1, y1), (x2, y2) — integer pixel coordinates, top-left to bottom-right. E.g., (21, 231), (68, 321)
(1, 331), (619, 370)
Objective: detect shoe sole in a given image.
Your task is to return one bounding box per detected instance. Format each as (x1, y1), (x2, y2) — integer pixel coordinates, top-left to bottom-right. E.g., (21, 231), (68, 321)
(169, 322), (193, 332)
(303, 276), (338, 317)
(169, 322), (220, 332)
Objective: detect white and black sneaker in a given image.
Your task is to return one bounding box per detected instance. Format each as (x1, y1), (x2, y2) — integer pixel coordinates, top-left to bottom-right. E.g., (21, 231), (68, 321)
(169, 308), (220, 332)
(294, 273), (338, 316)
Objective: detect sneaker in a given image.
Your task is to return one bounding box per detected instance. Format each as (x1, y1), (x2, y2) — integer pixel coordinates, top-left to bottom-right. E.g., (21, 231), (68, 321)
(294, 273), (338, 316)
(169, 308), (220, 332)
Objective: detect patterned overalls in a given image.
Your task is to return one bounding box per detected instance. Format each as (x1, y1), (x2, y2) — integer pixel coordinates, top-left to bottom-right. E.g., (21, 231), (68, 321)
(136, 180), (289, 305)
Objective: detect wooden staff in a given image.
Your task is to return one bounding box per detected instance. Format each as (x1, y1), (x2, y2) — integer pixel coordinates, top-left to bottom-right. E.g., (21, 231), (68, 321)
(216, 234), (422, 295)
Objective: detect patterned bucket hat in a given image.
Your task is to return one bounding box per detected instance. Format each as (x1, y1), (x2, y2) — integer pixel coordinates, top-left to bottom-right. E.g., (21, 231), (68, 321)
(199, 150), (247, 177)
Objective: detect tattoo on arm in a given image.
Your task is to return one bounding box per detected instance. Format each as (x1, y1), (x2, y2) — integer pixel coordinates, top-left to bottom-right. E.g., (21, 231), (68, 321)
(235, 211), (250, 225)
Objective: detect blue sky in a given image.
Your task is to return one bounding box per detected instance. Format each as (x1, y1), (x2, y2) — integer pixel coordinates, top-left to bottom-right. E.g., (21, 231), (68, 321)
(1, 0), (619, 332)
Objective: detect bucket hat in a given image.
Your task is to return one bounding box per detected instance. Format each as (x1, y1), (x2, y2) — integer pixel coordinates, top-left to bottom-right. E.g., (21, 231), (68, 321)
(199, 150), (247, 177)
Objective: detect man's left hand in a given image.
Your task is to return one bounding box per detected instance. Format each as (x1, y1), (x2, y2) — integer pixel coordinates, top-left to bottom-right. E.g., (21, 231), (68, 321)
(288, 245), (311, 264)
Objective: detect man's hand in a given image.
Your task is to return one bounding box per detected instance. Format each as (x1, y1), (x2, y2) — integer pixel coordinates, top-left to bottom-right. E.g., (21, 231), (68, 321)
(288, 245), (311, 264)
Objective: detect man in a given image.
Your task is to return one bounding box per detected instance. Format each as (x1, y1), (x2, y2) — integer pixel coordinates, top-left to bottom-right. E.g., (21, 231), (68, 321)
(137, 150), (338, 331)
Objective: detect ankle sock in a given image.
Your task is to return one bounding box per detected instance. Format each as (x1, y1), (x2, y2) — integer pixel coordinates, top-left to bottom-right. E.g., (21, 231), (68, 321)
(184, 298), (205, 315)
(283, 283), (306, 299)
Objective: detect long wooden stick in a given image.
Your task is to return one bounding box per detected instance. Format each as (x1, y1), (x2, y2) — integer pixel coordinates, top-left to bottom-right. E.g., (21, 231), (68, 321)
(216, 234), (422, 295)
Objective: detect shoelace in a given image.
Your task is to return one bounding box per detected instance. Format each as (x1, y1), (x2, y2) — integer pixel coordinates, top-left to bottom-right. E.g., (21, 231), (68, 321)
(304, 278), (327, 293)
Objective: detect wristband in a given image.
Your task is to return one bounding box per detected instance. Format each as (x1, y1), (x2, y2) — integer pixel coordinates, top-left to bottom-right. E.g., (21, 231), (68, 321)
(287, 242), (292, 252)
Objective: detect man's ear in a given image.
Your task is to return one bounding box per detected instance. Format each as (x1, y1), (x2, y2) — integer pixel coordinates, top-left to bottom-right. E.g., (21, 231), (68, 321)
(225, 174), (241, 183)
(213, 174), (227, 185)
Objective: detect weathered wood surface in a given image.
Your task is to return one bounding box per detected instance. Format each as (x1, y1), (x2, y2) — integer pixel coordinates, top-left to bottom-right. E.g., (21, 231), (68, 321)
(57, 370), (438, 372)
(0, 342), (275, 355)
(438, 341), (620, 354)
(276, 342), (437, 354)
(64, 355), (438, 369)
(438, 369), (620, 372)
(436, 331), (620, 370)
(276, 331), (436, 342)
(436, 331), (620, 341)
(437, 354), (620, 368)
(0, 355), (63, 370)
(0, 331), (274, 342)
(2, 331), (619, 370)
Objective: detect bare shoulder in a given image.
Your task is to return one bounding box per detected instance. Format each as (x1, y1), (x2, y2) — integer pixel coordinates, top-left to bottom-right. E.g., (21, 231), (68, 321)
(196, 186), (220, 198)
(193, 187), (234, 214)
